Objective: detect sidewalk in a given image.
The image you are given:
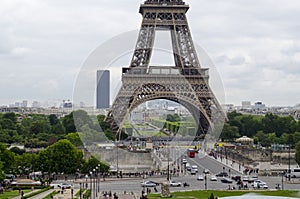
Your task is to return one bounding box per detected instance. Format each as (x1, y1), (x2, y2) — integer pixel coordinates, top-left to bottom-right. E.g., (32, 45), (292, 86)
(11, 189), (41, 199)
(53, 189), (79, 199)
(200, 150), (246, 175)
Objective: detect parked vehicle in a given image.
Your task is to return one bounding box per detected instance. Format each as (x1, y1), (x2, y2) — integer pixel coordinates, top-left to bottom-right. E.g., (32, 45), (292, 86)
(197, 175), (204, 181)
(242, 176), (249, 182)
(59, 183), (73, 189)
(182, 159), (187, 164)
(141, 181), (157, 187)
(231, 175), (241, 181)
(190, 169), (197, 175)
(286, 168), (300, 178)
(210, 175), (217, 181)
(203, 169), (210, 174)
(169, 180), (182, 187)
(253, 181), (268, 189)
(186, 163), (191, 171)
(220, 177), (233, 183)
(191, 165), (198, 173)
(216, 172), (228, 177)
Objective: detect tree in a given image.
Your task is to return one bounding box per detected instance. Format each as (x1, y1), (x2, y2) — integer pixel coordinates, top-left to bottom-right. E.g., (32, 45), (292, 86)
(220, 123), (240, 141)
(62, 112), (76, 133)
(255, 131), (271, 147)
(65, 132), (83, 147)
(2, 112), (17, 124)
(0, 143), (15, 173)
(30, 120), (50, 134)
(48, 114), (59, 126)
(296, 141), (300, 166)
(81, 156), (109, 174)
(0, 161), (5, 182)
(37, 139), (84, 174)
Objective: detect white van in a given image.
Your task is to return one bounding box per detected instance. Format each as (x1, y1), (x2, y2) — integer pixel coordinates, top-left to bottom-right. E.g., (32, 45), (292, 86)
(286, 168), (300, 178)
(186, 163), (191, 171)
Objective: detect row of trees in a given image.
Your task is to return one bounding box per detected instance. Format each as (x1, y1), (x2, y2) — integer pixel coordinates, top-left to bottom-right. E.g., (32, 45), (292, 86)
(220, 111), (300, 165)
(0, 111), (116, 182)
(0, 139), (109, 182)
(221, 111), (300, 145)
(0, 111), (117, 148)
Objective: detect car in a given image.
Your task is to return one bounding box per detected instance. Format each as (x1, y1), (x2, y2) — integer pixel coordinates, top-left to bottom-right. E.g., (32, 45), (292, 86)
(253, 181), (268, 189)
(216, 172), (228, 177)
(220, 177), (233, 183)
(203, 169), (210, 174)
(191, 165), (198, 173)
(186, 163), (191, 171)
(169, 180), (182, 187)
(197, 175), (204, 181)
(231, 175), (241, 181)
(190, 169), (197, 175)
(242, 176), (249, 182)
(182, 159), (187, 164)
(210, 175), (217, 181)
(50, 183), (61, 188)
(59, 183), (73, 189)
(248, 176), (258, 183)
(141, 181), (157, 187)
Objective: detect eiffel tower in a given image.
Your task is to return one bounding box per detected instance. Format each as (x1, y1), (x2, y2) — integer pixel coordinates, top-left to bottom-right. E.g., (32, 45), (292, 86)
(106, 0), (225, 140)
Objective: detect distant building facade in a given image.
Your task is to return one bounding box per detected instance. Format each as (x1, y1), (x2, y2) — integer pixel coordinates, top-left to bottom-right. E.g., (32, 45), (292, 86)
(96, 70), (110, 109)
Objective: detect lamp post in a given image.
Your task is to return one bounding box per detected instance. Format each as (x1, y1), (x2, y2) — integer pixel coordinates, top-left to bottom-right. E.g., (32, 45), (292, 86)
(89, 171), (92, 199)
(93, 168), (96, 199)
(204, 173), (207, 190)
(97, 164), (100, 193)
(281, 171), (284, 190)
(167, 144), (170, 181)
(95, 166), (98, 198)
(79, 182), (82, 199)
(85, 175), (88, 190)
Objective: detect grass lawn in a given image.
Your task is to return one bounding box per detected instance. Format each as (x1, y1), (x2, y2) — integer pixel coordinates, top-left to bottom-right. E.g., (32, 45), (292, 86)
(0, 189), (31, 199)
(148, 190), (300, 199)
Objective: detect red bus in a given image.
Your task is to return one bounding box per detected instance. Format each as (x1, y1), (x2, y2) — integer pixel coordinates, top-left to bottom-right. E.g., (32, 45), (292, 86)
(187, 149), (195, 158)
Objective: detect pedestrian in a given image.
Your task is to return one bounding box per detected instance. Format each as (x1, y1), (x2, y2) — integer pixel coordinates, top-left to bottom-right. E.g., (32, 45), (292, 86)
(21, 190), (24, 197)
(113, 192), (118, 199)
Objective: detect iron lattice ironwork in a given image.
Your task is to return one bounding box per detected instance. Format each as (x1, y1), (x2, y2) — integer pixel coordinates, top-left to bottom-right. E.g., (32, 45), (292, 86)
(106, 0), (225, 139)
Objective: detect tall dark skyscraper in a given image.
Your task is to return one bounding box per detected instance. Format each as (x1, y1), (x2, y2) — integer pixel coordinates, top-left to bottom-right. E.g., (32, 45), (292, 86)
(96, 70), (110, 109)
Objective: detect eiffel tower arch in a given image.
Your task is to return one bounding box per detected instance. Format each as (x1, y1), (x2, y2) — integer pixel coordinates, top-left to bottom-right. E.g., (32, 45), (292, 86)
(106, 0), (225, 140)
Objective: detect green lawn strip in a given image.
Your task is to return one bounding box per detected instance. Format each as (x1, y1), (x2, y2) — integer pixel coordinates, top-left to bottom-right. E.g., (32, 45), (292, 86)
(83, 189), (91, 198)
(148, 190), (300, 199)
(42, 190), (58, 199)
(21, 186), (52, 199)
(0, 189), (31, 199)
(75, 189), (85, 197)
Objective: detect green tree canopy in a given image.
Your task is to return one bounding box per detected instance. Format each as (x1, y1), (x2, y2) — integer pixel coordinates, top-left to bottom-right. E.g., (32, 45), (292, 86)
(65, 132), (83, 147)
(296, 141), (300, 165)
(37, 139), (84, 174)
(0, 143), (15, 173)
(81, 156), (109, 174)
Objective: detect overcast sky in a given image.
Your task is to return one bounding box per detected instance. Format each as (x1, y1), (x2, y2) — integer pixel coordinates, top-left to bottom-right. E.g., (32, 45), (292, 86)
(0, 0), (299, 107)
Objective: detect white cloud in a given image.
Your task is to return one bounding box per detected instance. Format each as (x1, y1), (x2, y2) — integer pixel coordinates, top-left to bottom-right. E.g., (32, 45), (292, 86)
(0, 0), (299, 107)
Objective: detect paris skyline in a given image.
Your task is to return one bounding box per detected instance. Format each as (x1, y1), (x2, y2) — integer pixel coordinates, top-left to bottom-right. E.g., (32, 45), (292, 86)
(0, 0), (299, 107)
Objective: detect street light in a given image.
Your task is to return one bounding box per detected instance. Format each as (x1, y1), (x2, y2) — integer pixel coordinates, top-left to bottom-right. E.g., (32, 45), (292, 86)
(204, 173), (207, 190)
(98, 164), (101, 195)
(85, 175), (88, 190)
(89, 171), (92, 199)
(281, 171), (284, 190)
(93, 168), (96, 199)
(79, 182), (82, 199)
(95, 166), (98, 198)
